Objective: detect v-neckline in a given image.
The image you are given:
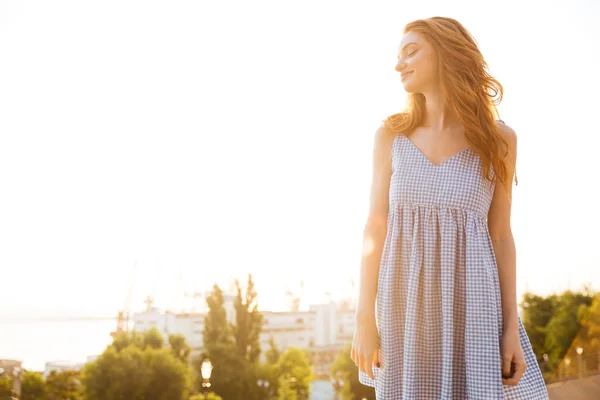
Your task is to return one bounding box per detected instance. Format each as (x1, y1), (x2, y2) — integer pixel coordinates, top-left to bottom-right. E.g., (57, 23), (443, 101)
(401, 135), (472, 168)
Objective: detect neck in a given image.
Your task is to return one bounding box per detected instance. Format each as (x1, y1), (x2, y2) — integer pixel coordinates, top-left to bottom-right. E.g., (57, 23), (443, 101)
(421, 90), (461, 132)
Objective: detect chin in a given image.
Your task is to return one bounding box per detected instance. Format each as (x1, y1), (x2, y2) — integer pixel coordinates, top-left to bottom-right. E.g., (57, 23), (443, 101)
(402, 78), (427, 94)
(402, 82), (418, 93)
(401, 75), (419, 93)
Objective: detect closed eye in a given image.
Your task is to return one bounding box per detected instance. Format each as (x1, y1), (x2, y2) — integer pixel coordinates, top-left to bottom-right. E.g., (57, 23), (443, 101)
(408, 50), (417, 57)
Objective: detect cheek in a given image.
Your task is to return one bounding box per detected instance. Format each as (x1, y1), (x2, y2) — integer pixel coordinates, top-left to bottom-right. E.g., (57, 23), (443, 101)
(410, 54), (435, 78)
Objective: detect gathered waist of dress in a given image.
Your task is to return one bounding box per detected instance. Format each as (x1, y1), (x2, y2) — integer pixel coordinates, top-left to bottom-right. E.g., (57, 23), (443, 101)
(390, 201), (488, 220)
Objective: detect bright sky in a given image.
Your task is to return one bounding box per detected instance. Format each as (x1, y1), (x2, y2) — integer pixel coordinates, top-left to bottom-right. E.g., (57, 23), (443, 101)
(1, 0), (599, 369)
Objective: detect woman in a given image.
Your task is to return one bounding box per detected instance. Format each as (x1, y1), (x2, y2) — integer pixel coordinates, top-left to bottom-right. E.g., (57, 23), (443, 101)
(351, 17), (549, 399)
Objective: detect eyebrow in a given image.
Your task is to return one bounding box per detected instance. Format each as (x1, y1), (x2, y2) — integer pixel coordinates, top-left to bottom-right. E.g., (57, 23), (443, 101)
(398, 42), (418, 57)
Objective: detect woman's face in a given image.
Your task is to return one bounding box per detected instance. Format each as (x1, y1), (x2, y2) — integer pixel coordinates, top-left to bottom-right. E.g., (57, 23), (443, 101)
(395, 31), (439, 94)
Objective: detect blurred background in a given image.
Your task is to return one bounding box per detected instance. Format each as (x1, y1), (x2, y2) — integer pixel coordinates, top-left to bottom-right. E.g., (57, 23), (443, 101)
(0, 0), (598, 399)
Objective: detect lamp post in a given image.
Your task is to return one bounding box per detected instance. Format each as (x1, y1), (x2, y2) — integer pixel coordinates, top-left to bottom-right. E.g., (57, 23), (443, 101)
(542, 353), (549, 374)
(564, 357), (571, 379)
(576, 346), (583, 379)
(257, 378), (270, 399)
(200, 359), (213, 400)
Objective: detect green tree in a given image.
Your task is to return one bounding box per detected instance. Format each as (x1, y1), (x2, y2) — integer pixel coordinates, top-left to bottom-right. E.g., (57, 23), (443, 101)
(202, 284), (234, 349)
(82, 330), (191, 400)
(0, 376), (14, 398)
(46, 370), (82, 400)
(520, 292), (556, 360)
(111, 329), (145, 352)
(274, 347), (313, 400)
(544, 289), (594, 364)
(277, 374), (298, 400)
(197, 283), (245, 399)
(83, 345), (149, 400)
(231, 274), (264, 364)
(519, 287), (597, 379)
(194, 348), (252, 400)
(142, 327), (164, 350)
(579, 293), (600, 352)
(143, 347), (191, 399)
(265, 336), (281, 365)
(169, 333), (192, 364)
(255, 337), (282, 397)
(251, 361), (280, 399)
(197, 278), (270, 400)
(330, 343), (375, 400)
(21, 370), (46, 400)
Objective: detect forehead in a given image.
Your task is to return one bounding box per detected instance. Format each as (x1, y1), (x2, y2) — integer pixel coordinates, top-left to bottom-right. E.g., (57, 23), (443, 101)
(398, 31), (425, 52)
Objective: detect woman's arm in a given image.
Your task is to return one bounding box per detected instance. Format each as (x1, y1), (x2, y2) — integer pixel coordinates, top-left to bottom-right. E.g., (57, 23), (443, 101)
(487, 121), (519, 333)
(355, 125), (395, 322)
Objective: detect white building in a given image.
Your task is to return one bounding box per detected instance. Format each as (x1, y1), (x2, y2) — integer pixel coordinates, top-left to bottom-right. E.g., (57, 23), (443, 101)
(132, 294), (237, 358)
(130, 296), (357, 378)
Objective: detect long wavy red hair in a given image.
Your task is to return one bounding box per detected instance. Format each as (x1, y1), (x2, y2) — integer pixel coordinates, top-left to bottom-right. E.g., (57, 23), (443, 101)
(383, 16), (517, 195)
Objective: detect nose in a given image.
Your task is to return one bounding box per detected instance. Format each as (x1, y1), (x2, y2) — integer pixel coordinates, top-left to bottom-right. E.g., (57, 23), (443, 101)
(395, 59), (407, 73)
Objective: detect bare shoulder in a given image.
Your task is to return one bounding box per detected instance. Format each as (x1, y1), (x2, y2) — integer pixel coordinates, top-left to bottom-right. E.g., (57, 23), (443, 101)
(373, 123), (397, 164)
(374, 122), (397, 144)
(495, 120), (517, 161)
(495, 120), (517, 147)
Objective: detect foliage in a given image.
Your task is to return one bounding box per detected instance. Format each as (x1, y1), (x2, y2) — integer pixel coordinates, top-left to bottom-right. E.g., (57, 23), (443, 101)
(579, 293), (600, 352)
(198, 275), (318, 399)
(197, 283), (240, 399)
(520, 292), (556, 360)
(46, 370), (82, 400)
(0, 376), (14, 398)
(273, 347), (313, 400)
(143, 328), (165, 350)
(198, 276), (269, 400)
(21, 370), (46, 400)
(169, 333), (192, 364)
(231, 274), (264, 364)
(81, 329), (191, 400)
(276, 374), (298, 400)
(330, 343), (375, 400)
(265, 336), (281, 366)
(520, 285), (597, 380)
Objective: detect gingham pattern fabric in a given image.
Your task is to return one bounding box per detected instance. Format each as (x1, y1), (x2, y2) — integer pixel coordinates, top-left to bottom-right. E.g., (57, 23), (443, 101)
(358, 132), (549, 399)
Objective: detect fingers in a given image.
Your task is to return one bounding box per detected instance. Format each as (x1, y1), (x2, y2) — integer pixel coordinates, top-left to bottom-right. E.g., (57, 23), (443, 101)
(351, 347), (359, 372)
(350, 338), (379, 380)
(501, 355), (512, 378)
(360, 352), (375, 380)
(503, 361), (526, 386)
(353, 349), (375, 380)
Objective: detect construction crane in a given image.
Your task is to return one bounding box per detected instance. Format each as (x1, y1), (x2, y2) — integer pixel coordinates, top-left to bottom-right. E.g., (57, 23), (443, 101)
(111, 260), (138, 337)
(285, 279), (304, 312)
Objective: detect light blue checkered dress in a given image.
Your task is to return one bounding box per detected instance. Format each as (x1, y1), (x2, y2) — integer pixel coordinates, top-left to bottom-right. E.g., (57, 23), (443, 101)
(358, 132), (549, 399)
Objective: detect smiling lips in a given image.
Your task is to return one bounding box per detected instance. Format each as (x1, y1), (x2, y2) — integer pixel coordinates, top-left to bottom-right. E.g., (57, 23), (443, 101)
(401, 72), (413, 81)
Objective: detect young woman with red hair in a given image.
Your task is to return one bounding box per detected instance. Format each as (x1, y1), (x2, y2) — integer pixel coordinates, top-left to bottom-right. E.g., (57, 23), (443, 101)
(351, 16), (549, 399)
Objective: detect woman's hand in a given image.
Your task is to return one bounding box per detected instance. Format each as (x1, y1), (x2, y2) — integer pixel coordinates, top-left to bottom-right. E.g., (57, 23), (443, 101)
(351, 312), (380, 380)
(501, 329), (526, 386)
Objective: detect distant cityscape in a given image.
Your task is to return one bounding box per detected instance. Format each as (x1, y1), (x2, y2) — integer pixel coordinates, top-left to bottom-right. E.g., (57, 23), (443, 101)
(130, 293), (358, 379)
(2, 289), (360, 384)
(2, 282), (598, 399)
